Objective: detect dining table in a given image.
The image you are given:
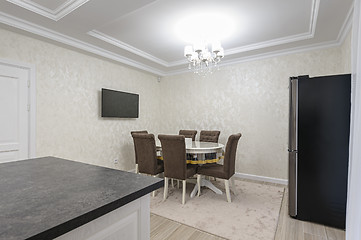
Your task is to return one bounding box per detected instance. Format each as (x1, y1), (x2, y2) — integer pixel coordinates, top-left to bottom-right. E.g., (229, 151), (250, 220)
(156, 139), (224, 198)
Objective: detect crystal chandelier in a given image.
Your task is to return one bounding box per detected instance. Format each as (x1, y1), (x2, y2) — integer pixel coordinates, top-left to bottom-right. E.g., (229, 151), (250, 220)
(184, 40), (224, 75)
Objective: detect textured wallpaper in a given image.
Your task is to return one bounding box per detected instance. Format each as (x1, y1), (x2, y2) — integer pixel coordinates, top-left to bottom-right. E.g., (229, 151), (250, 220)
(0, 28), (161, 170)
(0, 26), (351, 180)
(160, 37), (351, 180)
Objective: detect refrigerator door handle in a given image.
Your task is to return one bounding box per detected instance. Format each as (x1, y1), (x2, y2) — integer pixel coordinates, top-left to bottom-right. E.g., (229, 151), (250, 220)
(289, 77), (298, 151)
(288, 77), (298, 217)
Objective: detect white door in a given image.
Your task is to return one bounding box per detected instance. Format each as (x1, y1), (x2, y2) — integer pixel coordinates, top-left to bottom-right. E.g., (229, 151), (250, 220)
(0, 64), (29, 163)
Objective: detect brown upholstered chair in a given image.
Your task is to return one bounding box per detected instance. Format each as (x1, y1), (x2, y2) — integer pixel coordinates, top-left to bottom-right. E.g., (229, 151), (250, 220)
(179, 130), (197, 141)
(200, 130), (221, 165)
(197, 133), (242, 202)
(199, 130), (221, 143)
(132, 133), (164, 197)
(158, 134), (197, 204)
(131, 130), (148, 173)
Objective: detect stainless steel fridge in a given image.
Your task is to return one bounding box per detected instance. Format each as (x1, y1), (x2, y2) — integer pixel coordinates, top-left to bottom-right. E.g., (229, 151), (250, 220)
(288, 74), (351, 229)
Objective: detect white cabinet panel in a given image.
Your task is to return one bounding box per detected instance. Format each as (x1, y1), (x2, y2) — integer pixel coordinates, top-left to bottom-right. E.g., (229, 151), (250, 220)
(56, 194), (150, 240)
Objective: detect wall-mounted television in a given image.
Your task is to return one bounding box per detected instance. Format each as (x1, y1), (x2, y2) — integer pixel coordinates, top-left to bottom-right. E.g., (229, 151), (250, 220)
(101, 88), (139, 118)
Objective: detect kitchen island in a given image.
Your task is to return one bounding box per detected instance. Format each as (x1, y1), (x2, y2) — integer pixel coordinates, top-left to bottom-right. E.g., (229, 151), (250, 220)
(0, 157), (163, 240)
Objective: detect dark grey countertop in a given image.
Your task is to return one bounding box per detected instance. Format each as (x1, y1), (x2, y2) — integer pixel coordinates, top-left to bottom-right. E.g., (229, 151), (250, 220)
(0, 157), (163, 240)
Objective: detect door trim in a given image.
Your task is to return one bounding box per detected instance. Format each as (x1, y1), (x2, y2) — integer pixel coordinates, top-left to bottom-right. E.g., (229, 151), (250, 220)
(0, 58), (36, 158)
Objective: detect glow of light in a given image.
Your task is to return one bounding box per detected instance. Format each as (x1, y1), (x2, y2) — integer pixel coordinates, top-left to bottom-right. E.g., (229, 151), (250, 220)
(174, 12), (236, 44)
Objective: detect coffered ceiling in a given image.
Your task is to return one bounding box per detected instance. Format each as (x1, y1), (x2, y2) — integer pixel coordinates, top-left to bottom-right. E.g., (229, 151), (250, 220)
(0, 0), (354, 76)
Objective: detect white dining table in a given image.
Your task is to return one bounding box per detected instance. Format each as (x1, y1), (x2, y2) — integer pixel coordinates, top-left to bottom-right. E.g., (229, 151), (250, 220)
(156, 140), (224, 198)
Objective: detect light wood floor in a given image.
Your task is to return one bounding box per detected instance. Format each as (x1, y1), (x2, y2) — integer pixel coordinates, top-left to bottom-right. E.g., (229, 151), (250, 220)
(150, 181), (346, 240)
(274, 189), (345, 240)
(150, 213), (226, 240)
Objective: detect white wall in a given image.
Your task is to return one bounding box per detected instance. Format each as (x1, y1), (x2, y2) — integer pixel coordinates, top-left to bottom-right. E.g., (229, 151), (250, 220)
(346, 0), (361, 238)
(160, 35), (351, 180)
(0, 27), (161, 170)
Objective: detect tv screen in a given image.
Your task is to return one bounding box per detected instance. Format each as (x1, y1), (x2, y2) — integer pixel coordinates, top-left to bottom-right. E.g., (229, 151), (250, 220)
(101, 88), (139, 118)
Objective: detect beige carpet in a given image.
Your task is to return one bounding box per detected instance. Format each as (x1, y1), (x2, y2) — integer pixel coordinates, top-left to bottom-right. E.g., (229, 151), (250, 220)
(150, 179), (284, 240)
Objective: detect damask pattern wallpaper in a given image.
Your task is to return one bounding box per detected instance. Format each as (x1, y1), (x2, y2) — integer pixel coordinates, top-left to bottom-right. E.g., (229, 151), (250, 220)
(0, 27), (351, 180)
(160, 32), (351, 179)
(0, 28), (161, 170)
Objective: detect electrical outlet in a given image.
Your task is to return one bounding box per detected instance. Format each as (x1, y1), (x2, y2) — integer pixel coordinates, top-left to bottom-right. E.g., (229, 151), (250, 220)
(114, 159), (118, 164)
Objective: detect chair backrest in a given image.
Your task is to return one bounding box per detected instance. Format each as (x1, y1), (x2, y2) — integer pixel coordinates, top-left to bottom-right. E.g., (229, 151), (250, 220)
(132, 133), (158, 175)
(179, 130), (197, 141)
(131, 130), (148, 164)
(158, 134), (187, 180)
(131, 130), (148, 135)
(199, 130), (221, 143)
(223, 133), (242, 178)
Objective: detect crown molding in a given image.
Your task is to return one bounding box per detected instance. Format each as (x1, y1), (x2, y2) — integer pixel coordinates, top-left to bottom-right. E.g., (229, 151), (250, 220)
(88, 30), (170, 67)
(6, 0), (89, 21)
(0, 0), (352, 77)
(168, 31), (317, 68)
(164, 39), (343, 76)
(166, 1), (352, 77)
(166, 0), (320, 67)
(87, 0), (321, 68)
(0, 11), (165, 76)
(337, 3), (354, 44)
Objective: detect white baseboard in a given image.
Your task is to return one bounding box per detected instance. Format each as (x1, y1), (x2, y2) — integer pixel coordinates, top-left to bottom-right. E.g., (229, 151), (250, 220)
(128, 168), (288, 186)
(234, 172), (288, 186)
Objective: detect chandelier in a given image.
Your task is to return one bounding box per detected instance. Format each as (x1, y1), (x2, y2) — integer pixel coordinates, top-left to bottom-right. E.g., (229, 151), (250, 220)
(184, 40), (224, 75)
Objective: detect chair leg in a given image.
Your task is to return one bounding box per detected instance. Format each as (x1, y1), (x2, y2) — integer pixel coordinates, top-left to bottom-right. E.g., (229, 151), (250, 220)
(197, 174), (201, 197)
(152, 175), (156, 197)
(230, 176), (236, 195)
(225, 179), (231, 203)
(171, 178), (174, 188)
(177, 180), (180, 189)
(182, 180), (186, 204)
(163, 177), (168, 201)
(135, 164), (139, 174)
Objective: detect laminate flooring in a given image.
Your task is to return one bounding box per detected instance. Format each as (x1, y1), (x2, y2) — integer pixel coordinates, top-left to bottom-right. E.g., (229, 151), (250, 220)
(274, 189), (345, 240)
(150, 213), (226, 240)
(150, 180), (345, 240)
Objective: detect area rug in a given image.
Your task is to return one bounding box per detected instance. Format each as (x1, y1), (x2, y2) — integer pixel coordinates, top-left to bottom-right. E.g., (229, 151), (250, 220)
(150, 179), (284, 240)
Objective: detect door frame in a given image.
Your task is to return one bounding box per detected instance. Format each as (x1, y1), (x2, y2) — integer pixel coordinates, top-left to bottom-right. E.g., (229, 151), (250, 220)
(0, 58), (36, 158)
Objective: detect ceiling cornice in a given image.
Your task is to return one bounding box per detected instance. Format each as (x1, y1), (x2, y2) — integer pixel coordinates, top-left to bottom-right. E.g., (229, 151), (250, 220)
(0, 11), (166, 76)
(337, 2), (354, 44)
(0, 0), (353, 77)
(88, 30), (170, 66)
(6, 0), (90, 21)
(164, 5), (353, 77)
(168, 0), (320, 67)
(87, 0), (321, 68)
(165, 40), (342, 77)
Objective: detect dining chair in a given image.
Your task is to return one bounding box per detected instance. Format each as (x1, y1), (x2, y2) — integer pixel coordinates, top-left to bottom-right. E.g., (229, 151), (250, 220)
(196, 133), (242, 203)
(199, 130), (221, 143)
(200, 130), (221, 169)
(158, 134), (198, 204)
(132, 133), (164, 197)
(179, 130), (197, 141)
(131, 130), (148, 173)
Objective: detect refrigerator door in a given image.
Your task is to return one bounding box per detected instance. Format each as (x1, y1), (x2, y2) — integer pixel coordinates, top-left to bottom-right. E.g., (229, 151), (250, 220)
(296, 74), (350, 229)
(288, 77), (298, 217)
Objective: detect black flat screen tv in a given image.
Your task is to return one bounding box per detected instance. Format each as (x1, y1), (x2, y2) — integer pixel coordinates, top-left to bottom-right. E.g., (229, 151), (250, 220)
(101, 88), (139, 118)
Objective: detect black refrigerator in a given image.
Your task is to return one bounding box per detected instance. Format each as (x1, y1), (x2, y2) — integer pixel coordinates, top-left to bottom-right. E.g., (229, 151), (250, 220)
(288, 74), (351, 229)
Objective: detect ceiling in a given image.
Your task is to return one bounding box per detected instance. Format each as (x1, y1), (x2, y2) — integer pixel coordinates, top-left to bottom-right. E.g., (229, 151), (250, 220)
(0, 0), (354, 76)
